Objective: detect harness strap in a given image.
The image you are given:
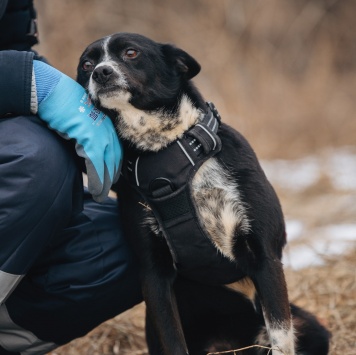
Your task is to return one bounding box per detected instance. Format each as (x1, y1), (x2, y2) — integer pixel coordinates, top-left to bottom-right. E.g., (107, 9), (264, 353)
(186, 102), (220, 154)
(123, 102), (221, 195)
(122, 102), (243, 283)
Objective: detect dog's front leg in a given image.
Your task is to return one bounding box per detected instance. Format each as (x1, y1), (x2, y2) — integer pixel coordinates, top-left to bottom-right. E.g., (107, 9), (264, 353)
(143, 271), (188, 355)
(140, 238), (189, 355)
(251, 258), (295, 355)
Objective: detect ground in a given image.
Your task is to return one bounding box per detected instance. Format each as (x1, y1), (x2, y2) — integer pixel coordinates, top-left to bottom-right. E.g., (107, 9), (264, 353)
(48, 251), (356, 355)
(50, 148), (356, 355)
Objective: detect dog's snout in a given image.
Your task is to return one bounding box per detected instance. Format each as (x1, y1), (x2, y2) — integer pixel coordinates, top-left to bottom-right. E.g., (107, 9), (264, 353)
(92, 65), (114, 84)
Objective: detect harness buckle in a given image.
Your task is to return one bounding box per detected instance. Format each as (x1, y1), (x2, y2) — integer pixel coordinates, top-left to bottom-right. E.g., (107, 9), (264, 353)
(186, 102), (222, 154)
(150, 177), (175, 198)
(206, 102), (221, 123)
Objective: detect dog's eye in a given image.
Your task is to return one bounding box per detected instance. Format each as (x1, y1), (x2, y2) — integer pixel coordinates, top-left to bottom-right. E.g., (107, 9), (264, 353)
(82, 60), (94, 72)
(125, 49), (139, 59)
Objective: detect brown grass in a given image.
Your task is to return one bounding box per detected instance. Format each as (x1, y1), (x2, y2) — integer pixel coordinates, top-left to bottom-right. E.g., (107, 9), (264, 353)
(49, 248), (356, 355)
(50, 303), (147, 355)
(286, 250), (356, 355)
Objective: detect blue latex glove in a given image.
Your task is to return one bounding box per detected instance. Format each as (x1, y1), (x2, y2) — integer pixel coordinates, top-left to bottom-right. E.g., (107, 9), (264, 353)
(33, 60), (122, 202)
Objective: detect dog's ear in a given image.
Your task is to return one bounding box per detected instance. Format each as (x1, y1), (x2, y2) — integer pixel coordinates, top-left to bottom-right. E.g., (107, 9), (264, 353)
(161, 44), (201, 80)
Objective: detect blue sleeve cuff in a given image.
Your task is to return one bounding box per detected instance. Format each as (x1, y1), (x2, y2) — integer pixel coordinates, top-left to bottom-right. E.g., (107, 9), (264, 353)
(33, 60), (62, 104)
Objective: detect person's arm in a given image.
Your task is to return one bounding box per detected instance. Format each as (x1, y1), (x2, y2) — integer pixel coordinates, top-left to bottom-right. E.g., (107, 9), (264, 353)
(0, 50), (122, 201)
(0, 50), (34, 117)
(0, 0), (7, 20)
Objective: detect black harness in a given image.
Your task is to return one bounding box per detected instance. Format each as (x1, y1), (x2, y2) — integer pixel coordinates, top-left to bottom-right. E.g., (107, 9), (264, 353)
(122, 103), (244, 285)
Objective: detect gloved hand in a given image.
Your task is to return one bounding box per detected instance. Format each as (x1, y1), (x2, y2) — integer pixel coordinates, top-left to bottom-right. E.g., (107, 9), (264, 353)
(32, 60), (122, 202)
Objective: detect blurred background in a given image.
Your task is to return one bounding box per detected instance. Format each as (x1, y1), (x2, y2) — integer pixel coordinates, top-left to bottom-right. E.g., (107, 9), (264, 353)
(34, 0), (355, 354)
(35, 0), (356, 159)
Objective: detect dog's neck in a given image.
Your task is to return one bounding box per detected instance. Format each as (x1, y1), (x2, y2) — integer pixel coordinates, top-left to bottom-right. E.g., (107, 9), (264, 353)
(113, 94), (204, 152)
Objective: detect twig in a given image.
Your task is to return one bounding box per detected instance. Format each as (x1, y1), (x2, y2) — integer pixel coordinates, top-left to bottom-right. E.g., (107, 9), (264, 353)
(138, 201), (151, 210)
(207, 344), (285, 354)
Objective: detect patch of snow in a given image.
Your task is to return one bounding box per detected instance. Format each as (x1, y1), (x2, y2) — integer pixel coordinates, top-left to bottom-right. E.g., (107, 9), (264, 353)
(285, 220), (304, 242)
(325, 148), (356, 191)
(319, 223), (356, 241)
(261, 157), (320, 192)
(283, 244), (324, 269)
(261, 146), (356, 193)
(283, 223), (356, 269)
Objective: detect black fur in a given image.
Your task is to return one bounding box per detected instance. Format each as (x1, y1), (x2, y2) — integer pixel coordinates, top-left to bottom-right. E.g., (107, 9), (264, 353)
(77, 32), (330, 355)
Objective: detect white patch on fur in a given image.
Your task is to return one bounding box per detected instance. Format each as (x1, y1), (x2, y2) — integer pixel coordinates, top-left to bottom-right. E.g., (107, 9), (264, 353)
(262, 317), (295, 355)
(143, 158), (251, 259)
(98, 89), (131, 110)
(191, 158), (250, 260)
(102, 36), (112, 62)
(225, 277), (256, 303)
(108, 95), (202, 151)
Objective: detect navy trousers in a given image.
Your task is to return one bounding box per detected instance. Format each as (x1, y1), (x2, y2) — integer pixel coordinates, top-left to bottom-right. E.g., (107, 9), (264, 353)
(0, 116), (142, 354)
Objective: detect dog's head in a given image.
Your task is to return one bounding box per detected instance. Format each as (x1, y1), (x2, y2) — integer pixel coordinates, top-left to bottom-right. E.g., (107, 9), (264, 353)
(77, 32), (201, 113)
(77, 33), (206, 151)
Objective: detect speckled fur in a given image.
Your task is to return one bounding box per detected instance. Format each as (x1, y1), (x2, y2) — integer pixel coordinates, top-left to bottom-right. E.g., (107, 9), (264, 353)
(100, 93), (251, 261)
(191, 158), (250, 261)
(108, 94), (202, 151)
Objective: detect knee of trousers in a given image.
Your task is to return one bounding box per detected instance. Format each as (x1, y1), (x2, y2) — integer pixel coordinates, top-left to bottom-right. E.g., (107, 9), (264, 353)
(0, 115), (81, 192)
(0, 115), (83, 274)
(5, 196), (143, 346)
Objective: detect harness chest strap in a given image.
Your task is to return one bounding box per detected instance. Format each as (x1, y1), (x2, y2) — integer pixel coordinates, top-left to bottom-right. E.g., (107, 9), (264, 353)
(122, 102), (241, 284)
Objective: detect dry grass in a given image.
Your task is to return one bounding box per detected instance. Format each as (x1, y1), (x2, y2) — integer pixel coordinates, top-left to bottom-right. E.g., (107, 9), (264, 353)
(35, 1), (355, 353)
(50, 303), (148, 355)
(50, 248), (355, 355)
(286, 250), (356, 355)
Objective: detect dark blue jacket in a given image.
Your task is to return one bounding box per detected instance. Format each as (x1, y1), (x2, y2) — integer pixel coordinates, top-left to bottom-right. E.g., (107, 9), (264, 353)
(0, 0), (38, 51)
(0, 50), (34, 117)
(0, 0), (79, 305)
(0, 0), (38, 117)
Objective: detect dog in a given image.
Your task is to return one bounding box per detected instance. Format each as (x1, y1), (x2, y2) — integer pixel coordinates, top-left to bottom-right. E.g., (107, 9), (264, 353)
(77, 32), (330, 355)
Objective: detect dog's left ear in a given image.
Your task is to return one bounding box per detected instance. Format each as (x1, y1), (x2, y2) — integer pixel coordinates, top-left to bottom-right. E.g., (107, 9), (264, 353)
(161, 44), (201, 80)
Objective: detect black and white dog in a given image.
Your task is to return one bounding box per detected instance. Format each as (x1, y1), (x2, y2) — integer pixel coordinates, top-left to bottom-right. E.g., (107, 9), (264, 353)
(77, 33), (330, 355)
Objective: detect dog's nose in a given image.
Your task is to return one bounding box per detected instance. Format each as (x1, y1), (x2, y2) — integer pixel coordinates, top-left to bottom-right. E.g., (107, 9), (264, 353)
(92, 65), (114, 84)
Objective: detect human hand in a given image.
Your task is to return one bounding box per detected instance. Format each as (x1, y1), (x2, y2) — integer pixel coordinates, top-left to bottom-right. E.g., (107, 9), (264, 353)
(33, 60), (122, 202)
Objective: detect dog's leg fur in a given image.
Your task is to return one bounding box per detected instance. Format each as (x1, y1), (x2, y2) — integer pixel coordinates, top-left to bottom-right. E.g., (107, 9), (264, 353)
(251, 258), (294, 355)
(226, 268), (294, 354)
(175, 277), (330, 355)
(143, 269), (188, 355)
(118, 185), (188, 355)
(137, 231), (188, 355)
